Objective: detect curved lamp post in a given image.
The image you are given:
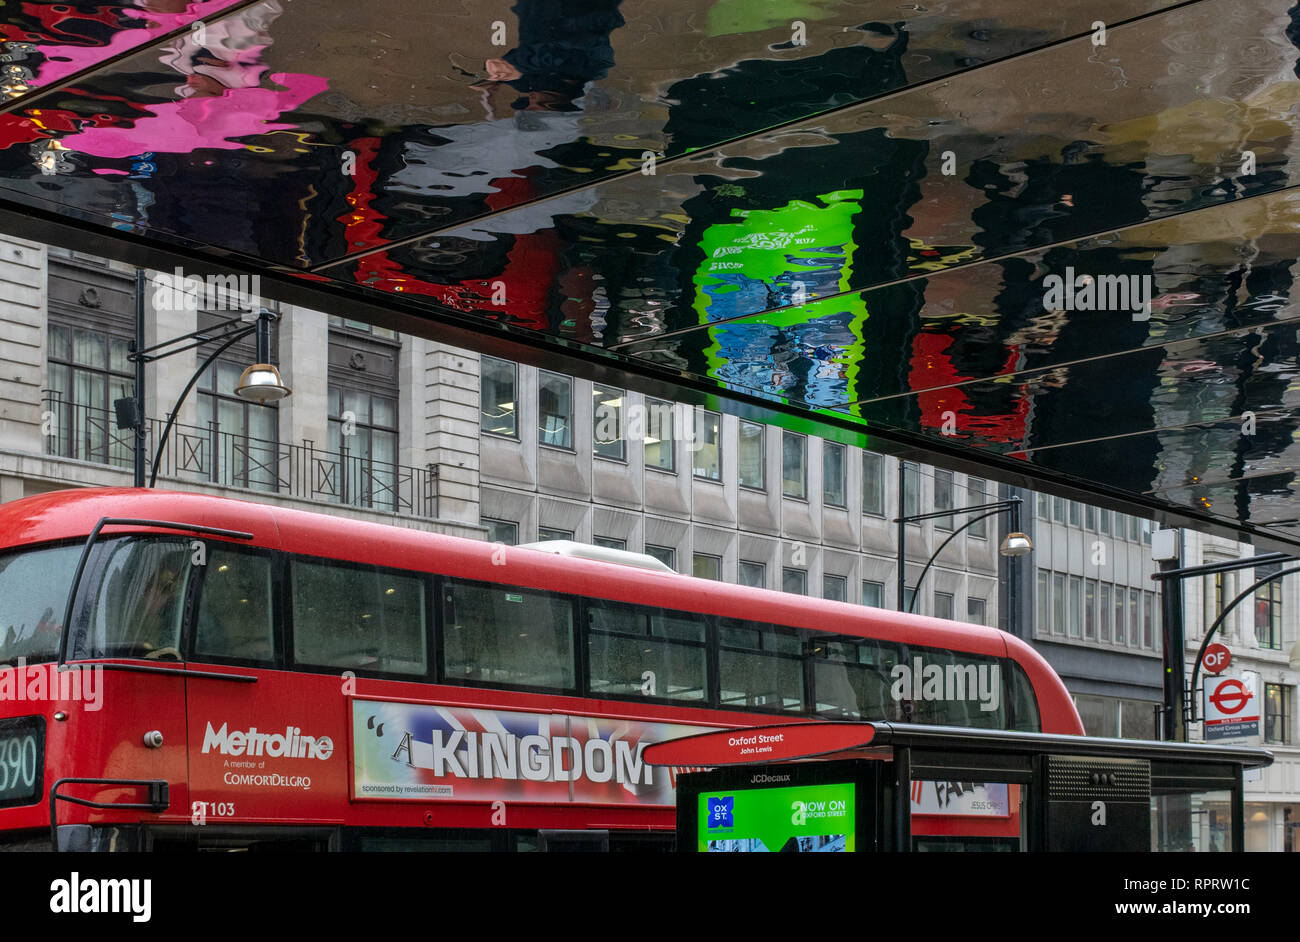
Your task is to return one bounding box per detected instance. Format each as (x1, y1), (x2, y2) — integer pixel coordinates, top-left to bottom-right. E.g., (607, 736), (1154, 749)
(116, 277), (289, 488)
(895, 493), (1032, 614)
(1186, 564), (1300, 722)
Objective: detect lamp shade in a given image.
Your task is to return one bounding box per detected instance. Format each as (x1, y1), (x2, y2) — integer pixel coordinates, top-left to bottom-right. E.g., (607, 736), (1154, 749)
(234, 363), (291, 402)
(999, 531), (1034, 557)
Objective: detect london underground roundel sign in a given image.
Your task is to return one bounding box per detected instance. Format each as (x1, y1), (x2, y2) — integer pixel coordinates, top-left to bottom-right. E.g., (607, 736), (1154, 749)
(1203, 643), (1231, 675)
(1208, 678), (1250, 714)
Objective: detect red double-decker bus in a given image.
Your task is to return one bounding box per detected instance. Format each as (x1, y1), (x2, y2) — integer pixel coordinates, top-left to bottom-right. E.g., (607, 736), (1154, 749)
(0, 488), (1082, 851)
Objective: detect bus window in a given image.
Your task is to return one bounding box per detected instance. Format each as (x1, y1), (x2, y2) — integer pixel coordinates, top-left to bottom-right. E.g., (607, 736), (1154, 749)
(810, 638), (903, 721)
(902, 648), (1004, 730)
(0, 543), (81, 663)
(194, 548), (275, 663)
(442, 580), (575, 690)
(587, 600), (706, 702)
(78, 538), (192, 660)
(1006, 660), (1041, 732)
(717, 619), (805, 713)
(292, 560), (427, 676)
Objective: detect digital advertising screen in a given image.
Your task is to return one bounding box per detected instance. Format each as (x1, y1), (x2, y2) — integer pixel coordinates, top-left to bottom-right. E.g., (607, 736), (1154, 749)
(697, 781), (855, 852)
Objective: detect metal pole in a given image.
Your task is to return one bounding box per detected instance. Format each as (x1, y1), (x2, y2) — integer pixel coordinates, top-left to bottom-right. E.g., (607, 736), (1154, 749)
(1008, 494), (1022, 638)
(896, 461), (906, 611)
(1158, 553), (1185, 741)
(133, 270), (146, 488)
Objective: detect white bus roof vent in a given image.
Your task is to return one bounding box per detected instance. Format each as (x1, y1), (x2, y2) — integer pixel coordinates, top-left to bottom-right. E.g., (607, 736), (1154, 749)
(515, 540), (678, 574)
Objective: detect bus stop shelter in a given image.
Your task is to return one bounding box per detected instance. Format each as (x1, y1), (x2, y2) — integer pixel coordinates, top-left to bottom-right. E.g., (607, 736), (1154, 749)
(645, 722), (1273, 852)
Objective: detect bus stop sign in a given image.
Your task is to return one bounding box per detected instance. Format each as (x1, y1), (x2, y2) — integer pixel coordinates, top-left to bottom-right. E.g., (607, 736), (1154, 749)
(1204, 675), (1259, 742)
(1203, 643), (1231, 675)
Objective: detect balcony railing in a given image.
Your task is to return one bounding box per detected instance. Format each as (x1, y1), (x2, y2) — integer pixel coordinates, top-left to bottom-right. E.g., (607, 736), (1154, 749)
(40, 394), (438, 518)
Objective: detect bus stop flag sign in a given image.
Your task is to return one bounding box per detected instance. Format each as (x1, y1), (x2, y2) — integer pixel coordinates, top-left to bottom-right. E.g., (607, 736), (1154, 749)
(1204, 673), (1259, 742)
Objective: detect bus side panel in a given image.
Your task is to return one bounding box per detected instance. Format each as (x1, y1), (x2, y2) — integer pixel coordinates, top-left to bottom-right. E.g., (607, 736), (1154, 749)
(185, 668), (351, 824)
(39, 668), (188, 835)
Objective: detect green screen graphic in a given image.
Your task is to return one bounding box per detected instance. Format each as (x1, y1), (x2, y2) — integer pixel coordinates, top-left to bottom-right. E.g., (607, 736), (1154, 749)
(698, 782), (855, 852)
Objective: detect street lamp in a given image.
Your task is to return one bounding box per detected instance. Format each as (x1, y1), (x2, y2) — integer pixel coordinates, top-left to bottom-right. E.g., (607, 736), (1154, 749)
(894, 487), (1030, 615)
(115, 272), (289, 488)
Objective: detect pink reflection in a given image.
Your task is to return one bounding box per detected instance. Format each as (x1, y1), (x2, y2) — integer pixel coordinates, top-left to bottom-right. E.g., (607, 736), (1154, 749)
(30, 0), (246, 86)
(66, 2), (327, 158)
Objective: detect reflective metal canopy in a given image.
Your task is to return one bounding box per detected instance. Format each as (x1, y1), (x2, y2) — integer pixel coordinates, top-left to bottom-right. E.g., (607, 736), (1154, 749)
(2, 0), (1299, 546)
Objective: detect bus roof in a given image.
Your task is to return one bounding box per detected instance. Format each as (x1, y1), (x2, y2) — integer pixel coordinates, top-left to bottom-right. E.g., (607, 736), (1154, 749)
(0, 486), (1019, 660)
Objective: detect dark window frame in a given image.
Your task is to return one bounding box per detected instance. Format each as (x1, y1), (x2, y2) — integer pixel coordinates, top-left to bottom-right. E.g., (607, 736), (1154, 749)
(187, 541), (283, 669)
(286, 553), (434, 683)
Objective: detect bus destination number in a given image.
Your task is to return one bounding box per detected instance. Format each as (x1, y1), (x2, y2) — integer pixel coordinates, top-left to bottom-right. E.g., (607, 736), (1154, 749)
(0, 733), (39, 801)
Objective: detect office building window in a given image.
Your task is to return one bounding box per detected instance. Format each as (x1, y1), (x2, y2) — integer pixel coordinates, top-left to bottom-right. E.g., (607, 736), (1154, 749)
(643, 397), (674, 471)
(1114, 585), (1126, 644)
(1068, 501), (1080, 526)
(1052, 497), (1066, 522)
(46, 323), (135, 468)
(903, 586), (918, 614)
(738, 560), (766, 588)
(933, 470), (954, 531)
(782, 432), (806, 499)
(1037, 570), (1049, 633)
(1085, 504), (1096, 530)
(1067, 576), (1082, 637)
(693, 553), (721, 581)
(1037, 492), (1050, 519)
(539, 527), (574, 542)
(968, 477), (987, 538)
(328, 315), (396, 340)
(1141, 520), (1152, 545)
(1084, 580), (1096, 640)
(693, 410), (721, 480)
(328, 386), (398, 511)
(1129, 515), (1140, 542)
(782, 568), (807, 595)
(1128, 588), (1141, 646)
(862, 581), (884, 608)
(593, 536), (626, 550)
(1099, 509), (1111, 536)
(1052, 573), (1065, 635)
(862, 453), (884, 516)
(480, 356), (517, 437)
(903, 463), (920, 519)
(1265, 684), (1291, 745)
(644, 545), (676, 571)
(967, 597), (986, 626)
(1143, 592), (1155, 648)
(823, 442), (846, 507)
(1099, 583), (1112, 642)
(538, 371), (572, 450)
(1255, 565), (1282, 650)
(483, 519), (517, 545)
(823, 574), (847, 602)
(593, 384), (625, 460)
(738, 421), (764, 489)
(45, 256), (137, 469)
(934, 591), (954, 621)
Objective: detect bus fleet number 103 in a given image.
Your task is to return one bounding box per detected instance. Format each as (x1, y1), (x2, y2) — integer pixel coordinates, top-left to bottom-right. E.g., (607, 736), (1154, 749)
(191, 801), (236, 824)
